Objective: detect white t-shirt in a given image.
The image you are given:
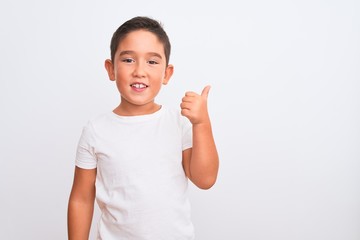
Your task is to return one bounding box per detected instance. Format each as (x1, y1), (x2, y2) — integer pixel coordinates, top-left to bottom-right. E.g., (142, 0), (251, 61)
(75, 106), (195, 240)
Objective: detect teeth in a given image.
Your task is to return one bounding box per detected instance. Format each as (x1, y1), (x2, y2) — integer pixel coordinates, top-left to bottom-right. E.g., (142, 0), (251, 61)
(131, 83), (147, 89)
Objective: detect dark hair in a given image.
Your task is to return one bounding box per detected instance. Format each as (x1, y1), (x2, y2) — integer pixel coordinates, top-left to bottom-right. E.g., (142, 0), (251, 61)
(110, 16), (171, 66)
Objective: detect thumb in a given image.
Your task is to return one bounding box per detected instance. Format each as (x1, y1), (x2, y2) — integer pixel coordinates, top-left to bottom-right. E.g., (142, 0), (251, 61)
(201, 85), (211, 99)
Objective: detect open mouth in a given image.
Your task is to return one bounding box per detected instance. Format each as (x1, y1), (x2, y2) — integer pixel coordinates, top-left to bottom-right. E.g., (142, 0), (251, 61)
(130, 83), (148, 89)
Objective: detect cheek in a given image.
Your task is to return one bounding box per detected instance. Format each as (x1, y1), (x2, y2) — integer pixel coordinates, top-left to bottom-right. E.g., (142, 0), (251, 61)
(155, 70), (166, 81)
(115, 73), (129, 89)
(115, 66), (127, 76)
(115, 69), (132, 84)
(115, 81), (124, 91)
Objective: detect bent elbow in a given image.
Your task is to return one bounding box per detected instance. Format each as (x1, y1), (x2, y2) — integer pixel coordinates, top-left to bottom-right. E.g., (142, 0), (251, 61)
(194, 177), (217, 190)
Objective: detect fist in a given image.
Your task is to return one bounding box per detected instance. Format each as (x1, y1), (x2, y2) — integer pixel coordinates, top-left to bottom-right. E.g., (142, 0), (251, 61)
(180, 85), (211, 125)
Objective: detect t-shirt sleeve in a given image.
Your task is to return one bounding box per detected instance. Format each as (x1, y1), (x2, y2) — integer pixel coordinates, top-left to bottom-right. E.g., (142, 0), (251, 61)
(75, 123), (97, 169)
(181, 115), (193, 150)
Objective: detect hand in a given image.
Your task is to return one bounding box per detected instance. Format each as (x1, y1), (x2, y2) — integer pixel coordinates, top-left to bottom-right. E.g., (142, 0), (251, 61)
(181, 85), (211, 125)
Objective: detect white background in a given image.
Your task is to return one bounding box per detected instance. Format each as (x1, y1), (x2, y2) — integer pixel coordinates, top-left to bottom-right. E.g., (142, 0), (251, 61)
(1, 0), (359, 239)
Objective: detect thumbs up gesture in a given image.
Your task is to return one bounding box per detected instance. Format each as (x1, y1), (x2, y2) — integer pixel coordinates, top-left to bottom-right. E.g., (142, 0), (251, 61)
(181, 85), (211, 125)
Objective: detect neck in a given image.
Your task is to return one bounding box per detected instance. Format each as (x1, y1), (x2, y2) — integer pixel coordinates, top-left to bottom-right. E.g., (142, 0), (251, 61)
(113, 102), (161, 116)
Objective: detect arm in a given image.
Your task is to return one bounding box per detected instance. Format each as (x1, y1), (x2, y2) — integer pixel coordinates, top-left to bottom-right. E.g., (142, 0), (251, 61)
(181, 86), (219, 189)
(67, 166), (96, 240)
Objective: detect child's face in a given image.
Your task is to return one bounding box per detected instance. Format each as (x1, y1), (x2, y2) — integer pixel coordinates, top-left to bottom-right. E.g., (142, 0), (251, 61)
(105, 30), (173, 112)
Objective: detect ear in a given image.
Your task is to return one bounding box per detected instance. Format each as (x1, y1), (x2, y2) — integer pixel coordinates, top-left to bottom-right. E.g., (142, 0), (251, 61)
(104, 59), (115, 81)
(162, 64), (174, 85)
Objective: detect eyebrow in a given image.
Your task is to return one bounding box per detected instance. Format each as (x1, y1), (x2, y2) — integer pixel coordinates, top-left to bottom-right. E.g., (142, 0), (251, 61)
(119, 50), (162, 59)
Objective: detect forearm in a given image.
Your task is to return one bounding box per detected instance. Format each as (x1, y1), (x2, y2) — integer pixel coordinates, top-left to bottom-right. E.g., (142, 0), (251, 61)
(190, 121), (219, 189)
(68, 197), (95, 240)
(180, 85), (219, 189)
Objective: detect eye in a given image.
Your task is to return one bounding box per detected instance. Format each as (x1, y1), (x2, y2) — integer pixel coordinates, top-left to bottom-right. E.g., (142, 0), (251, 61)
(121, 58), (135, 63)
(148, 60), (158, 65)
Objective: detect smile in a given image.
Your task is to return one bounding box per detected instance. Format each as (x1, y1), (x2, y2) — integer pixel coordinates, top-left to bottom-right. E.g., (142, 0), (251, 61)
(130, 83), (148, 89)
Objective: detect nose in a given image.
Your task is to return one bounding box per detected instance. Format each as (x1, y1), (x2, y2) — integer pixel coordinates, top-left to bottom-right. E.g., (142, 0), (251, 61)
(133, 61), (146, 78)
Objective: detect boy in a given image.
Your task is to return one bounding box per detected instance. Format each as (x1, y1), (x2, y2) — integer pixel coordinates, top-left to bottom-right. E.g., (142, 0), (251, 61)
(68, 16), (219, 240)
